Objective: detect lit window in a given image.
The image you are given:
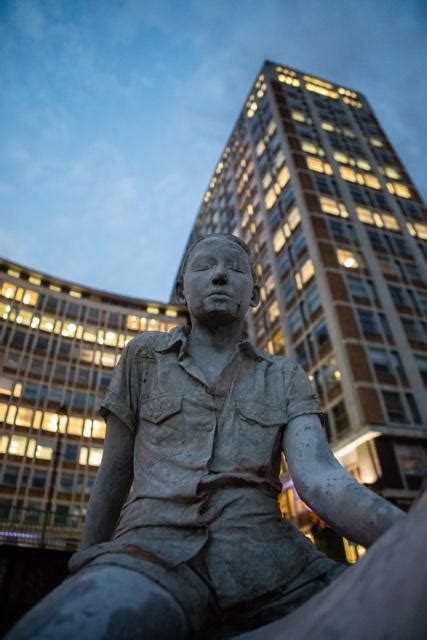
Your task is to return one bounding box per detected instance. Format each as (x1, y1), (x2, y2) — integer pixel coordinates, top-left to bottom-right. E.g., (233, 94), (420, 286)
(356, 159), (371, 171)
(274, 150), (286, 169)
(22, 289), (38, 306)
(273, 228), (286, 253)
(265, 187), (278, 210)
(291, 110), (306, 123)
(6, 405), (17, 424)
(0, 303), (11, 319)
(302, 141), (324, 156)
(40, 316), (55, 333)
(307, 157), (333, 174)
(88, 447), (103, 466)
(28, 275), (41, 285)
(300, 259), (315, 284)
(333, 151), (349, 164)
(278, 166), (290, 188)
(364, 174), (380, 189)
(79, 447), (88, 465)
(320, 197), (348, 218)
(356, 207), (374, 225)
(337, 249), (359, 269)
(262, 172), (273, 190)
(16, 310), (32, 326)
(68, 416), (84, 436)
(256, 140), (266, 157)
(147, 306), (159, 315)
(268, 300), (280, 323)
(69, 290), (82, 298)
(165, 308), (178, 318)
(42, 412), (61, 433)
(387, 182), (411, 199)
(101, 352), (117, 367)
(1, 282), (17, 299)
(305, 83), (338, 99)
(370, 137), (383, 147)
(382, 214), (400, 231)
(380, 165), (401, 180)
(0, 434), (9, 453)
(61, 322), (77, 338)
(91, 419), (106, 439)
(104, 331), (118, 347)
(49, 284), (61, 292)
(15, 407), (34, 427)
(83, 327), (97, 343)
(288, 207), (301, 230)
(7, 268), (20, 278)
(414, 222), (427, 240)
(35, 444), (53, 460)
(8, 435), (27, 456)
(148, 318), (160, 331)
(321, 121), (335, 132)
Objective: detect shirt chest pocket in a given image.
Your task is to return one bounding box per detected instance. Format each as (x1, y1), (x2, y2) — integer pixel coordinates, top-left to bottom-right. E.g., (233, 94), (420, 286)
(139, 394), (185, 449)
(234, 401), (285, 461)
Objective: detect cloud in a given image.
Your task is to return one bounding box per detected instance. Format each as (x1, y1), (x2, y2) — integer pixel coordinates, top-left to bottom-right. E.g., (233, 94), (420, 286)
(0, 0), (426, 303)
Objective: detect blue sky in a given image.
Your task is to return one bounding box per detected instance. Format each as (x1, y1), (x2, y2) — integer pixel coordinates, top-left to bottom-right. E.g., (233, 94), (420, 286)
(1, 0), (426, 302)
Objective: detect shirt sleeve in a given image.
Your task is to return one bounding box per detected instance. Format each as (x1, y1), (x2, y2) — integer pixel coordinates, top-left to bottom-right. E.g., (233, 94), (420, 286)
(285, 362), (322, 423)
(98, 339), (141, 433)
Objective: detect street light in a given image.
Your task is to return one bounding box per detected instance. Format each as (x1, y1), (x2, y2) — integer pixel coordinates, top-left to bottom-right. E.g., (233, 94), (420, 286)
(39, 404), (68, 548)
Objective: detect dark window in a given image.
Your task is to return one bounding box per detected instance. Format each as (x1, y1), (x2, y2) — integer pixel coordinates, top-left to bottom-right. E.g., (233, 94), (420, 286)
(60, 473), (74, 493)
(357, 309), (380, 335)
(290, 232), (306, 258)
(277, 252), (291, 277)
(10, 330), (27, 349)
(282, 280), (296, 305)
(306, 286), (321, 317)
(382, 391), (408, 423)
(32, 470), (47, 490)
(289, 308), (303, 336)
(54, 504), (69, 525)
(332, 401), (350, 434)
(347, 275), (368, 300)
(405, 394), (421, 424)
(0, 498), (12, 519)
(3, 466), (19, 486)
(314, 320), (330, 349)
(64, 444), (79, 463)
(368, 347), (391, 374)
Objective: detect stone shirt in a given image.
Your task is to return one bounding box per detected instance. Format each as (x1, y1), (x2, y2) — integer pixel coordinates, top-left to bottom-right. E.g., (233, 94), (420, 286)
(95, 324), (328, 605)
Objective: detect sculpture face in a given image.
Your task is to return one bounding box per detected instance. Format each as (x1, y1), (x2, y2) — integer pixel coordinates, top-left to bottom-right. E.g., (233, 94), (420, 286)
(181, 237), (259, 327)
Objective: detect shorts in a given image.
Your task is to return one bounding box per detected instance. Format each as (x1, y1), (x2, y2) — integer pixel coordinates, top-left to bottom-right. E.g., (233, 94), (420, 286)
(69, 546), (348, 638)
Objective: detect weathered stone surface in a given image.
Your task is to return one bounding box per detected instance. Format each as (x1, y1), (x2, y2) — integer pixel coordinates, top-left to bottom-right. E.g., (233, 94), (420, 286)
(232, 491), (427, 640)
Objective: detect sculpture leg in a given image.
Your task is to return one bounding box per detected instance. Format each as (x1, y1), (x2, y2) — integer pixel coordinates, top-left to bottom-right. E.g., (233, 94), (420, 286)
(232, 491), (427, 640)
(5, 564), (191, 640)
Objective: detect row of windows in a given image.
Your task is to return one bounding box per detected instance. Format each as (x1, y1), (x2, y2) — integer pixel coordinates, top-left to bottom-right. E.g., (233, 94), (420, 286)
(0, 267), (181, 321)
(0, 403), (105, 438)
(0, 432), (103, 466)
(0, 301), (177, 346)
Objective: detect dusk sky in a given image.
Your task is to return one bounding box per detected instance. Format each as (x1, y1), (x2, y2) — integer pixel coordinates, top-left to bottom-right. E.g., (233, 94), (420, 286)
(1, 0), (426, 302)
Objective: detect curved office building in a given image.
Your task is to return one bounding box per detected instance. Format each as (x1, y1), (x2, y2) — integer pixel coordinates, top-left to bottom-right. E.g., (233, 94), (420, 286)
(0, 257), (187, 549)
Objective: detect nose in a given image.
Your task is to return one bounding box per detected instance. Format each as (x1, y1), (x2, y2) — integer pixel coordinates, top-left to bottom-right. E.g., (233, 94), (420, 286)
(212, 265), (228, 285)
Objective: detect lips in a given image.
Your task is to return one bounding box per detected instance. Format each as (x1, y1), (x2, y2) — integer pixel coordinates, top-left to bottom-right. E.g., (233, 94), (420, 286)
(207, 291), (231, 298)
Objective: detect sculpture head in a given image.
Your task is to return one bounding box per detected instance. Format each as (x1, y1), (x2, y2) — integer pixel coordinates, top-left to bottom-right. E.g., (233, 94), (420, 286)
(176, 233), (260, 328)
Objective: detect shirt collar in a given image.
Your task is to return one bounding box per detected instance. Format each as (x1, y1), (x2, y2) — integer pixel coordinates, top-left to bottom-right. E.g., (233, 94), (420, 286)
(154, 324), (274, 363)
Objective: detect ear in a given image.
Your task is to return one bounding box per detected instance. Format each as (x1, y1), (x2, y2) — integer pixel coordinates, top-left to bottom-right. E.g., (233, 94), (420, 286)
(250, 284), (260, 308)
(175, 280), (187, 305)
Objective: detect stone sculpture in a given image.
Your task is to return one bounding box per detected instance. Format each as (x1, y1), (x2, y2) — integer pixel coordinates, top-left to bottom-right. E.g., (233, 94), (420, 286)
(7, 233), (421, 640)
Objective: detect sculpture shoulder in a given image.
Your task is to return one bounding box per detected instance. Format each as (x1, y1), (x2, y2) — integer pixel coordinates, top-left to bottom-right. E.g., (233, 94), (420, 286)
(124, 331), (170, 359)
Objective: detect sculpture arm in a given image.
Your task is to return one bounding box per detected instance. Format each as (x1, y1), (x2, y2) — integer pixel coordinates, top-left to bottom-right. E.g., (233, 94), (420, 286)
(81, 413), (134, 549)
(282, 414), (405, 547)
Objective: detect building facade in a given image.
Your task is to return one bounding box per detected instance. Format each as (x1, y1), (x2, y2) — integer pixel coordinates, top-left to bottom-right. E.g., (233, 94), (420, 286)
(173, 60), (427, 547)
(0, 258), (187, 549)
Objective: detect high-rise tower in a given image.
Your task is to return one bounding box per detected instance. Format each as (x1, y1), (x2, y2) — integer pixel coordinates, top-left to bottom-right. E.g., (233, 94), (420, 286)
(174, 60), (427, 535)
